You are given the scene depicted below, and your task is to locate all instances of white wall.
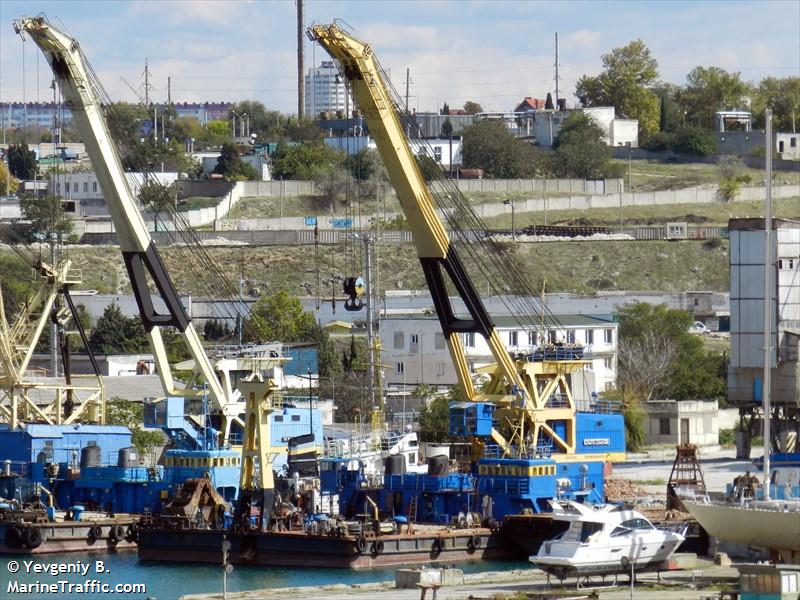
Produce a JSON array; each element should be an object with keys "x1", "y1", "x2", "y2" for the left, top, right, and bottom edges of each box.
[
  {"x1": 776, "y1": 133, "x2": 800, "y2": 160},
  {"x1": 380, "y1": 316, "x2": 618, "y2": 393}
]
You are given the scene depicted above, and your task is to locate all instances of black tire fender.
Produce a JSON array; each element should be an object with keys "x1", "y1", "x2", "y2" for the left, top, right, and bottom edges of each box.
[
  {"x1": 5, "y1": 526, "x2": 23, "y2": 549},
  {"x1": 23, "y1": 527, "x2": 43, "y2": 549},
  {"x1": 370, "y1": 540, "x2": 384, "y2": 557},
  {"x1": 431, "y1": 537, "x2": 443, "y2": 556},
  {"x1": 125, "y1": 523, "x2": 138, "y2": 543},
  {"x1": 355, "y1": 535, "x2": 367, "y2": 555},
  {"x1": 109, "y1": 524, "x2": 125, "y2": 542}
]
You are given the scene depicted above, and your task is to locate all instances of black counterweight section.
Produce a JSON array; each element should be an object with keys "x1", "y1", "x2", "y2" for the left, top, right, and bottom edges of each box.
[
  {"x1": 419, "y1": 248, "x2": 494, "y2": 339},
  {"x1": 123, "y1": 242, "x2": 190, "y2": 332}
]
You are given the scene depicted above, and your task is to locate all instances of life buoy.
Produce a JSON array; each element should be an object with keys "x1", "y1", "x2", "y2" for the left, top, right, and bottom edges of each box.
[
  {"x1": 431, "y1": 537, "x2": 443, "y2": 556},
  {"x1": 355, "y1": 535, "x2": 367, "y2": 555},
  {"x1": 23, "y1": 527, "x2": 43, "y2": 549},
  {"x1": 4, "y1": 526, "x2": 23, "y2": 549},
  {"x1": 370, "y1": 540, "x2": 384, "y2": 557}
]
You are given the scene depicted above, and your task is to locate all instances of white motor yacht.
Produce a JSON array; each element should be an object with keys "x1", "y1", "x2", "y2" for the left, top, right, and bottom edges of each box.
[{"x1": 531, "y1": 500, "x2": 685, "y2": 579}]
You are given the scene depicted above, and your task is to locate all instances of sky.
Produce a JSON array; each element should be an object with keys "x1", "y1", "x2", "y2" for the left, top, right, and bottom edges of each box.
[{"x1": 0, "y1": 0, "x2": 798, "y2": 115}]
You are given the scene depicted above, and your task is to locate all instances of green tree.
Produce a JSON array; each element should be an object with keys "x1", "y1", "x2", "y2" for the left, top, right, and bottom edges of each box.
[
  {"x1": 545, "y1": 92, "x2": 555, "y2": 110},
  {"x1": 681, "y1": 66, "x2": 751, "y2": 129},
  {"x1": 415, "y1": 153, "x2": 441, "y2": 182},
  {"x1": 285, "y1": 117, "x2": 325, "y2": 143},
  {"x1": 7, "y1": 144, "x2": 37, "y2": 180},
  {"x1": 551, "y1": 112, "x2": 616, "y2": 179},
  {"x1": 20, "y1": 193, "x2": 73, "y2": 239},
  {"x1": 0, "y1": 160, "x2": 19, "y2": 194},
  {"x1": 137, "y1": 181, "x2": 175, "y2": 211},
  {"x1": 203, "y1": 319, "x2": 232, "y2": 341},
  {"x1": 463, "y1": 101, "x2": 484, "y2": 115},
  {"x1": 461, "y1": 120, "x2": 543, "y2": 178},
  {"x1": 751, "y1": 76, "x2": 800, "y2": 131},
  {"x1": 418, "y1": 395, "x2": 452, "y2": 443},
  {"x1": 245, "y1": 290, "x2": 337, "y2": 376},
  {"x1": 271, "y1": 141, "x2": 344, "y2": 180},
  {"x1": 213, "y1": 143, "x2": 259, "y2": 181},
  {"x1": 105, "y1": 397, "x2": 164, "y2": 456},
  {"x1": 344, "y1": 148, "x2": 384, "y2": 182},
  {"x1": 673, "y1": 125, "x2": 717, "y2": 155},
  {"x1": 89, "y1": 303, "x2": 150, "y2": 354},
  {"x1": 575, "y1": 39, "x2": 661, "y2": 137},
  {"x1": 717, "y1": 156, "x2": 752, "y2": 202},
  {"x1": 0, "y1": 254, "x2": 33, "y2": 321}
]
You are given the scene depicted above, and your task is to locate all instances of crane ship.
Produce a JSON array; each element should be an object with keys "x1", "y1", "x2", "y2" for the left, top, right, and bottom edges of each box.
[{"x1": 16, "y1": 16, "x2": 625, "y2": 568}]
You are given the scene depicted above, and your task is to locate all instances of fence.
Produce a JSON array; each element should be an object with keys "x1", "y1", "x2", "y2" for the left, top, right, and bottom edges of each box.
[{"x1": 81, "y1": 223, "x2": 730, "y2": 246}]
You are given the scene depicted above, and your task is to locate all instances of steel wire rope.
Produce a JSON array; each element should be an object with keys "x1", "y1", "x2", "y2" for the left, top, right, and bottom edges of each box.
[
  {"x1": 373, "y1": 57, "x2": 569, "y2": 345},
  {"x1": 78, "y1": 52, "x2": 271, "y2": 343}
]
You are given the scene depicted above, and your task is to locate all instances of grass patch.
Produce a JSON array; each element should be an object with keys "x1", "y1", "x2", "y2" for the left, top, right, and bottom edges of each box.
[
  {"x1": 177, "y1": 196, "x2": 221, "y2": 211},
  {"x1": 15, "y1": 238, "x2": 729, "y2": 298},
  {"x1": 632, "y1": 478, "x2": 667, "y2": 486}
]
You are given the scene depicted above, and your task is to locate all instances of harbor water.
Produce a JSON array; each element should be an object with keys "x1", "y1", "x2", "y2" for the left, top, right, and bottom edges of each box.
[{"x1": 1, "y1": 552, "x2": 530, "y2": 600}]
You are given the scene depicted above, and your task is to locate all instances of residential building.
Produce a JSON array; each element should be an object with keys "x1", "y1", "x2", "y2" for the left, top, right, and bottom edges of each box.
[
  {"x1": 513, "y1": 97, "x2": 547, "y2": 113},
  {"x1": 380, "y1": 314, "x2": 618, "y2": 397},
  {"x1": 643, "y1": 399, "x2": 732, "y2": 447},
  {"x1": 534, "y1": 107, "x2": 639, "y2": 147},
  {"x1": 776, "y1": 132, "x2": 800, "y2": 160},
  {"x1": 728, "y1": 218, "x2": 800, "y2": 406},
  {"x1": 0, "y1": 101, "x2": 70, "y2": 130},
  {"x1": 324, "y1": 136, "x2": 463, "y2": 170},
  {"x1": 47, "y1": 171, "x2": 179, "y2": 216},
  {"x1": 305, "y1": 61, "x2": 352, "y2": 117},
  {"x1": 172, "y1": 102, "x2": 233, "y2": 124}
]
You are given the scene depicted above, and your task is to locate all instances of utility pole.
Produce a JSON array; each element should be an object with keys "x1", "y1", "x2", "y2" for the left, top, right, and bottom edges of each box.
[
  {"x1": 297, "y1": 0, "x2": 305, "y2": 119},
  {"x1": 167, "y1": 76, "x2": 171, "y2": 106},
  {"x1": 363, "y1": 235, "x2": 376, "y2": 414},
  {"x1": 554, "y1": 32, "x2": 560, "y2": 107},
  {"x1": 763, "y1": 108, "x2": 773, "y2": 500},
  {"x1": 405, "y1": 68, "x2": 410, "y2": 114},
  {"x1": 144, "y1": 58, "x2": 150, "y2": 107}
]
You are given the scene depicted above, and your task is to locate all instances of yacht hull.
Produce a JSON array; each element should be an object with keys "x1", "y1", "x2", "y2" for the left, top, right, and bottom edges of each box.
[{"x1": 682, "y1": 499, "x2": 800, "y2": 562}]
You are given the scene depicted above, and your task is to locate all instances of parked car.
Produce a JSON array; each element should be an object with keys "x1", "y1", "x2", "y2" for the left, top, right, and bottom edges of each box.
[{"x1": 690, "y1": 321, "x2": 710, "y2": 335}]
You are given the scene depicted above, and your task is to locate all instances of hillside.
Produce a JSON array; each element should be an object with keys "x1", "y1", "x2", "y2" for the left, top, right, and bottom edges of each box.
[{"x1": 5, "y1": 238, "x2": 729, "y2": 298}]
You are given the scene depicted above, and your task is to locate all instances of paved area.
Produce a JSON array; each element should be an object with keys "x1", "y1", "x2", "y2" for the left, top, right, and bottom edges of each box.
[
  {"x1": 184, "y1": 563, "x2": 740, "y2": 599},
  {"x1": 614, "y1": 447, "x2": 763, "y2": 494}
]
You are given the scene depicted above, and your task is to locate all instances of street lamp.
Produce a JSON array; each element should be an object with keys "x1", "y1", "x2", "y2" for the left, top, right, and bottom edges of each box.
[{"x1": 503, "y1": 199, "x2": 515, "y2": 242}]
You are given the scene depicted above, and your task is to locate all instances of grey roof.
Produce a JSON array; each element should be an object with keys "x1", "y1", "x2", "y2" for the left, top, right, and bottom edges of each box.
[{"x1": 385, "y1": 314, "x2": 616, "y2": 327}]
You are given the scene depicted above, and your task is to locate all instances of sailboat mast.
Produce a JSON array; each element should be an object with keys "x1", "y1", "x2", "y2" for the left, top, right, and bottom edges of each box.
[{"x1": 763, "y1": 108, "x2": 772, "y2": 500}]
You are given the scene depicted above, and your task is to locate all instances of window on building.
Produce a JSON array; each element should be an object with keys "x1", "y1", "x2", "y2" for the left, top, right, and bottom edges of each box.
[
  {"x1": 291, "y1": 415, "x2": 301, "y2": 422},
  {"x1": 508, "y1": 331, "x2": 518, "y2": 346},
  {"x1": 393, "y1": 332, "x2": 405, "y2": 349},
  {"x1": 433, "y1": 146, "x2": 442, "y2": 161},
  {"x1": 274, "y1": 415, "x2": 284, "y2": 422},
  {"x1": 528, "y1": 331, "x2": 537, "y2": 346},
  {"x1": 586, "y1": 329, "x2": 594, "y2": 345},
  {"x1": 567, "y1": 330, "x2": 576, "y2": 343},
  {"x1": 604, "y1": 357, "x2": 613, "y2": 370},
  {"x1": 604, "y1": 329, "x2": 613, "y2": 344},
  {"x1": 791, "y1": 137, "x2": 797, "y2": 148},
  {"x1": 92, "y1": 182, "x2": 98, "y2": 192},
  {"x1": 434, "y1": 332, "x2": 445, "y2": 350},
  {"x1": 73, "y1": 182, "x2": 78, "y2": 192},
  {"x1": 659, "y1": 418, "x2": 670, "y2": 435},
  {"x1": 409, "y1": 333, "x2": 419, "y2": 353},
  {"x1": 56, "y1": 182, "x2": 60, "y2": 193},
  {"x1": 83, "y1": 182, "x2": 88, "y2": 193},
  {"x1": 435, "y1": 362, "x2": 445, "y2": 377},
  {"x1": 463, "y1": 332, "x2": 475, "y2": 348},
  {"x1": 548, "y1": 330, "x2": 557, "y2": 344},
  {"x1": 396, "y1": 362, "x2": 404, "y2": 375}
]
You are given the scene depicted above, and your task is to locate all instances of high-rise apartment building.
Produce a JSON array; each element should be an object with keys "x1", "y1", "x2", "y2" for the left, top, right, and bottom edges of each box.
[{"x1": 304, "y1": 61, "x2": 351, "y2": 117}]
